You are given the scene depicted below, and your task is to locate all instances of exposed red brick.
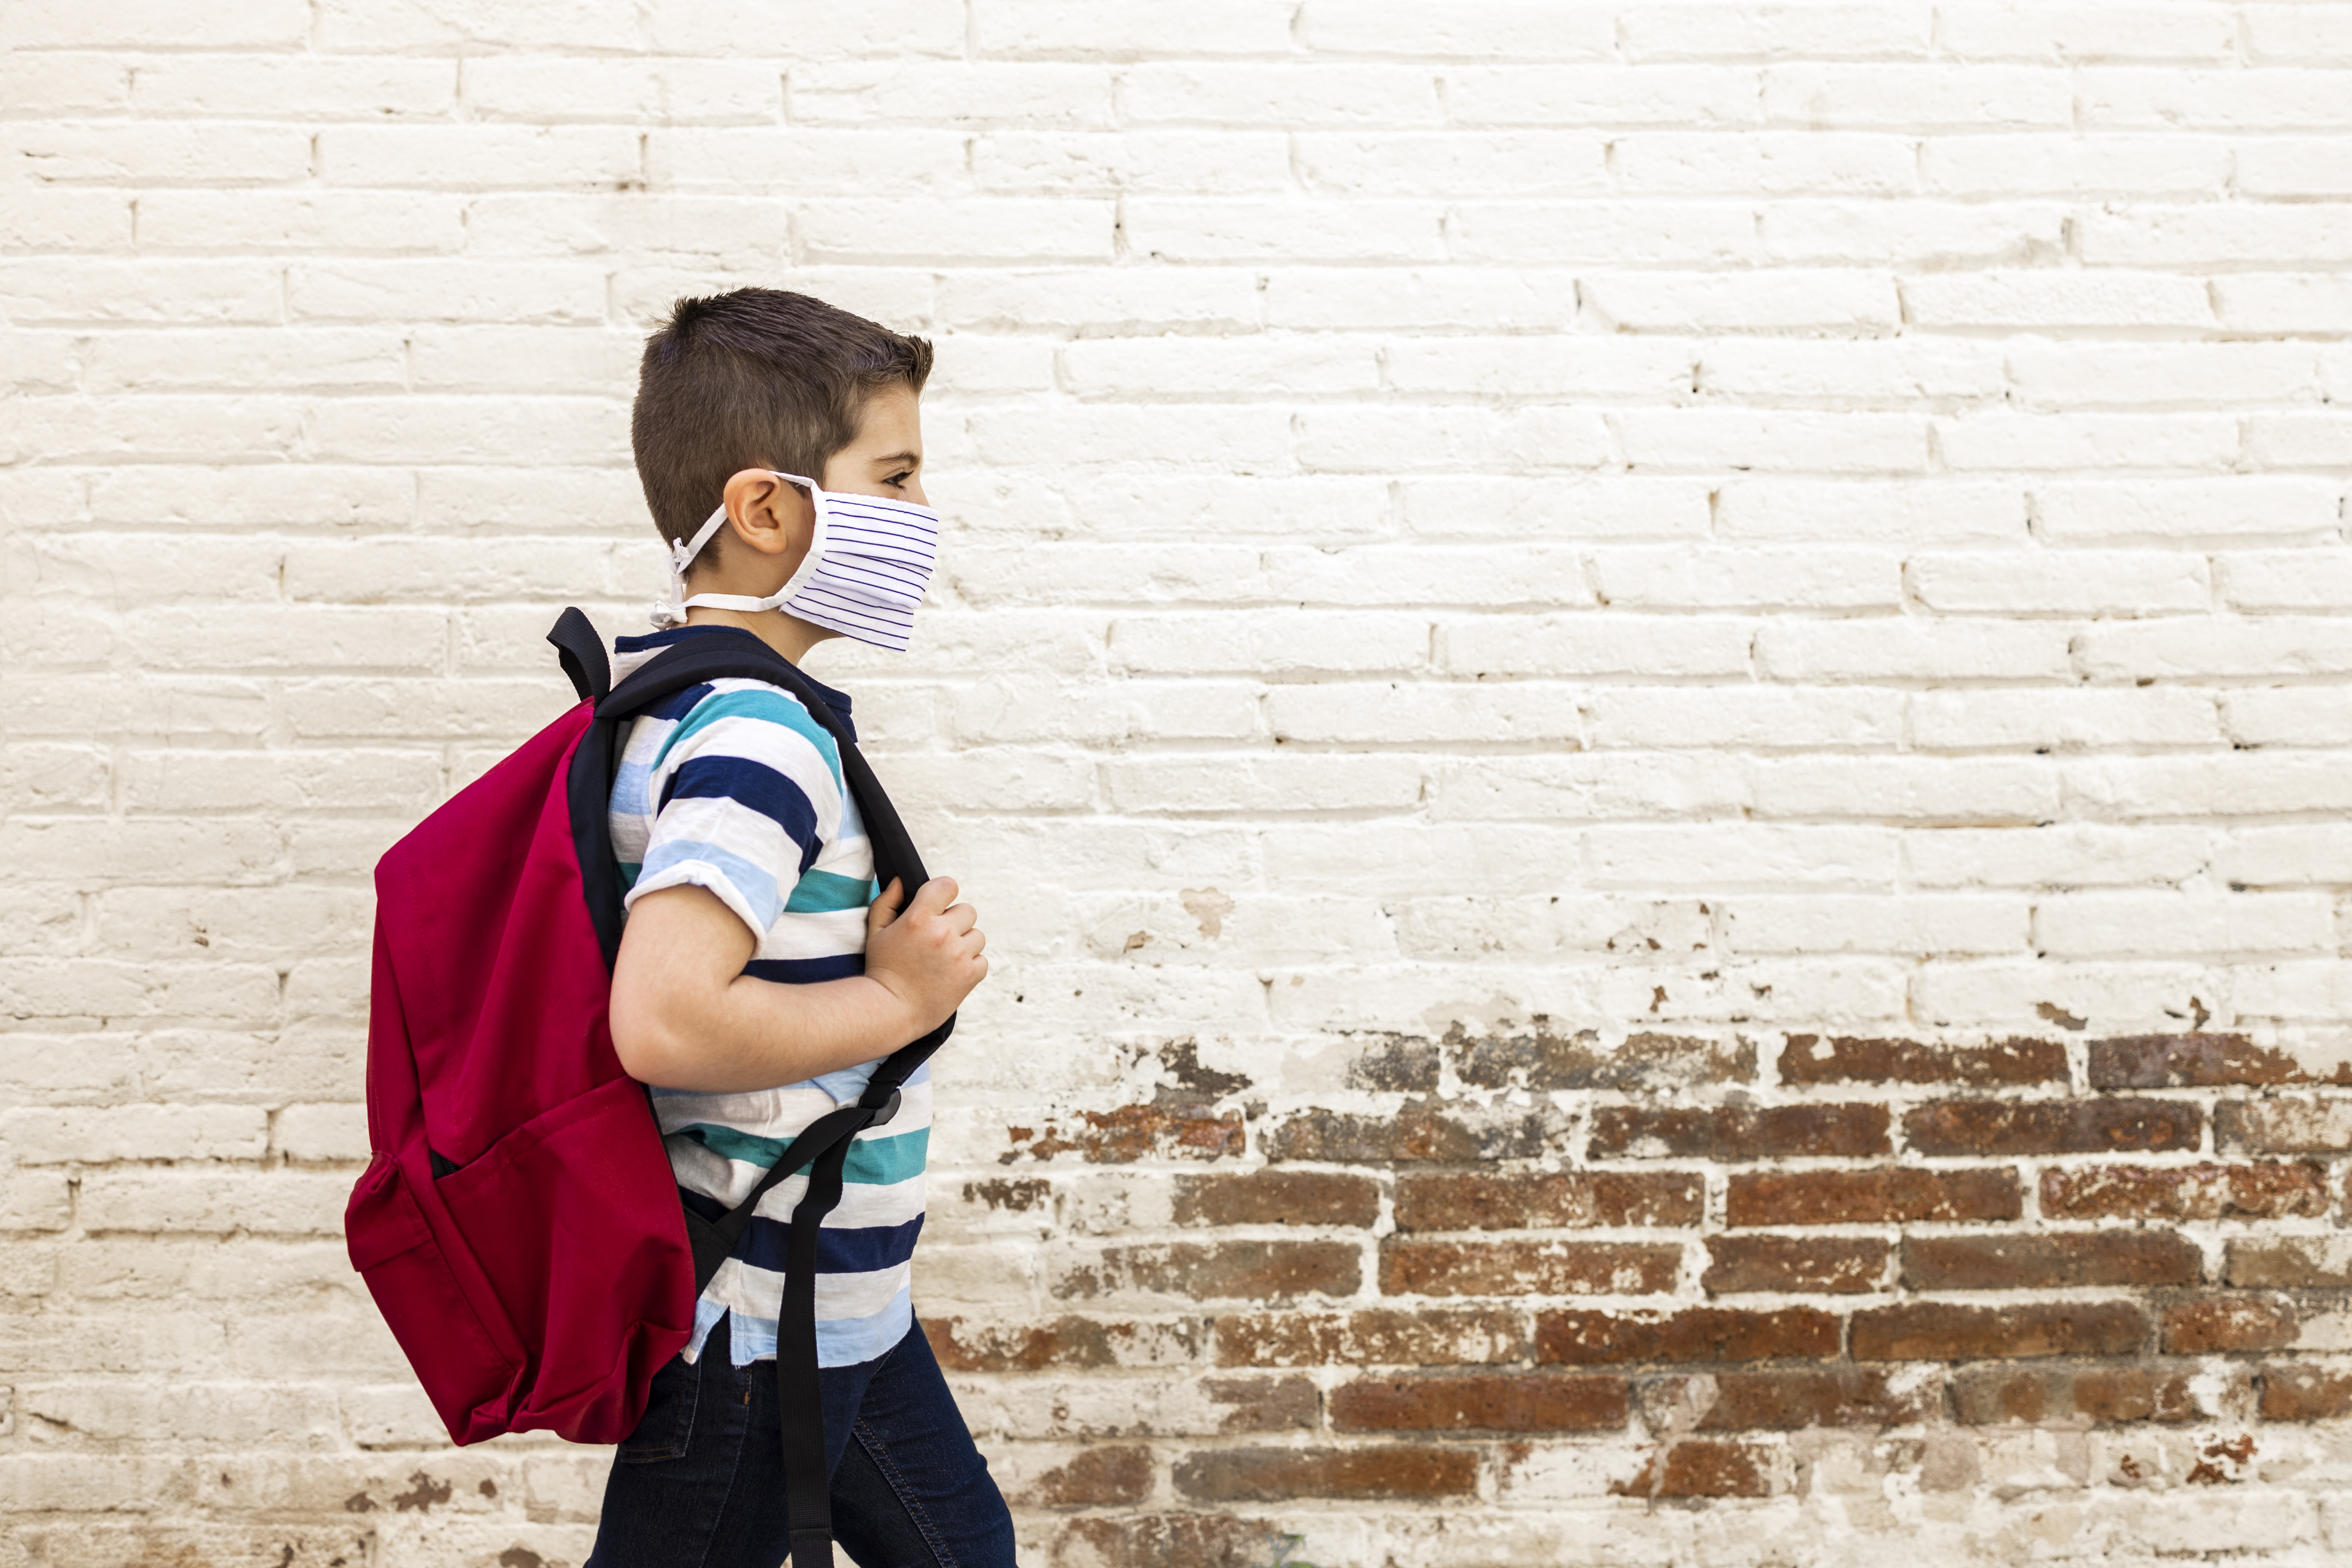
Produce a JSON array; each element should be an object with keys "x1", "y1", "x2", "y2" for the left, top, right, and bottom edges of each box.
[
  {"x1": 1903, "y1": 1097, "x2": 2200, "y2": 1157},
  {"x1": 1201, "y1": 1375, "x2": 1318, "y2": 1433},
  {"x1": 1703, "y1": 1235, "x2": 1890, "y2": 1296},
  {"x1": 1727, "y1": 1167, "x2": 2020, "y2": 1227},
  {"x1": 1638, "y1": 1369, "x2": 1935, "y2": 1432},
  {"x1": 1328, "y1": 1372, "x2": 1627, "y2": 1433},
  {"x1": 1054, "y1": 1241, "x2": 1359, "y2": 1303},
  {"x1": 2216, "y1": 1097, "x2": 2352, "y2": 1155},
  {"x1": 2163, "y1": 1293, "x2": 2301, "y2": 1354},
  {"x1": 1587, "y1": 1102, "x2": 1889, "y2": 1161},
  {"x1": 1901, "y1": 1231, "x2": 2202, "y2": 1291},
  {"x1": 925, "y1": 1315, "x2": 1205, "y2": 1372},
  {"x1": 1051, "y1": 1514, "x2": 1282, "y2": 1568},
  {"x1": 1778, "y1": 1034, "x2": 2067, "y2": 1086},
  {"x1": 2227, "y1": 1239, "x2": 2352, "y2": 1289},
  {"x1": 959, "y1": 1177, "x2": 1050, "y2": 1213},
  {"x1": 1019, "y1": 1446, "x2": 1154, "y2": 1507},
  {"x1": 2259, "y1": 1363, "x2": 2352, "y2": 1420},
  {"x1": 1951, "y1": 1364, "x2": 2211, "y2": 1425},
  {"x1": 2040, "y1": 1161, "x2": 2329, "y2": 1222},
  {"x1": 2090, "y1": 1032, "x2": 2351, "y2": 1089},
  {"x1": 1172, "y1": 1445, "x2": 1478, "y2": 1503},
  {"x1": 1851, "y1": 1301, "x2": 2148, "y2": 1361},
  {"x1": 1379, "y1": 1239, "x2": 1682, "y2": 1299},
  {"x1": 1171, "y1": 1170, "x2": 1379, "y2": 1229},
  {"x1": 1534, "y1": 1307, "x2": 1837, "y2": 1366},
  {"x1": 1392, "y1": 1171, "x2": 1701, "y2": 1233},
  {"x1": 1264, "y1": 1098, "x2": 1562, "y2": 1163},
  {"x1": 1005, "y1": 1104, "x2": 1243, "y2": 1164},
  {"x1": 1212, "y1": 1308, "x2": 1524, "y2": 1369},
  {"x1": 1612, "y1": 1440, "x2": 1775, "y2": 1499},
  {"x1": 1453, "y1": 1025, "x2": 1754, "y2": 1092}
]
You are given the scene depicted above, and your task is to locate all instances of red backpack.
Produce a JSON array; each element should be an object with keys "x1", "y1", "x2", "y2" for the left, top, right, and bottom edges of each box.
[{"x1": 346, "y1": 609, "x2": 948, "y2": 1567}]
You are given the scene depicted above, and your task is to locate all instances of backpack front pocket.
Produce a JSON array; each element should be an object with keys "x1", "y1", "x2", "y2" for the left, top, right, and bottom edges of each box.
[{"x1": 345, "y1": 1153, "x2": 520, "y2": 1444}]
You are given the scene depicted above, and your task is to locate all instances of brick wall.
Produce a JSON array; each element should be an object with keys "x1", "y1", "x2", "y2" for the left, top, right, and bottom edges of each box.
[{"x1": 7, "y1": 2, "x2": 2352, "y2": 1564}]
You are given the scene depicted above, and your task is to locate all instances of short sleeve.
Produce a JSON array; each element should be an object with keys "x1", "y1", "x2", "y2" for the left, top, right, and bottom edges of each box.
[{"x1": 625, "y1": 688, "x2": 847, "y2": 943}]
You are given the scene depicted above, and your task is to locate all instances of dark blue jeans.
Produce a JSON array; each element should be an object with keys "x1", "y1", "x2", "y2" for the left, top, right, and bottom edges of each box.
[{"x1": 586, "y1": 1312, "x2": 1016, "y2": 1568}]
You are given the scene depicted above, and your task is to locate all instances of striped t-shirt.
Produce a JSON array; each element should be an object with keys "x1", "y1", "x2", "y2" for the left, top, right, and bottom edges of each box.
[{"x1": 608, "y1": 625, "x2": 929, "y2": 1369}]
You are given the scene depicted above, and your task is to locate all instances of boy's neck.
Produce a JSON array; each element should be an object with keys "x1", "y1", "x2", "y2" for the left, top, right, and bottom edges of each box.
[{"x1": 680, "y1": 606, "x2": 835, "y2": 670}]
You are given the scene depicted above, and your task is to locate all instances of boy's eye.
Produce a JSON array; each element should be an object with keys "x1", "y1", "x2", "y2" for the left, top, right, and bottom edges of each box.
[{"x1": 884, "y1": 471, "x2": 911, "y2": 488}]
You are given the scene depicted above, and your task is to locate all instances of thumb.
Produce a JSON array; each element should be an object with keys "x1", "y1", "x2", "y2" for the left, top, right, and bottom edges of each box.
[{"x1": 867, "y1": 877, "x2": 907, "y2": 933}]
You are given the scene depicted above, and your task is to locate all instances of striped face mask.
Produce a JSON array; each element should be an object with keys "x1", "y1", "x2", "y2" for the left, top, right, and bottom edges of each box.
[{"x1": 651, "y1": 473, "x2": 941, "y2": 652}]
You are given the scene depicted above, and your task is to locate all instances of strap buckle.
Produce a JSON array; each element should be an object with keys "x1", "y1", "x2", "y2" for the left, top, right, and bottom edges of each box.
[{"x1": 862, "y1": 1087, "x2": 902, "y2": 1129}]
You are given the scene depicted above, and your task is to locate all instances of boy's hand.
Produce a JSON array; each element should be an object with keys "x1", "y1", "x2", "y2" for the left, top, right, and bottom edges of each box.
[{"x1": 864, "y1": 876, "x2": 987, "y2": 1038}]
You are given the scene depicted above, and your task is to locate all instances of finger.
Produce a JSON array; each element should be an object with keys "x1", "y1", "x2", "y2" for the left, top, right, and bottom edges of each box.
[
  {"x1": 940, "y1": 902, "x2": 978, "y2": 936},
  {"x1": 867, "y1": 877, "x2": 907, "y2": 928},
  {"x1": 910, "y1": 876, "x2": 960, "y2": 915}
]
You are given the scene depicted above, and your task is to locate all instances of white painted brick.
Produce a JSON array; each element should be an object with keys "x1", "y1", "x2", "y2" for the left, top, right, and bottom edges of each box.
[
  {"x1": 2069, "y1": 755, "x2": 2352, "y2": 817},
  {"x1": 272, "y1": 1106, "x2": 366, "y2": 1164},
  {"x1": 1295, "y1": 132, "x2": 1609, "y2": 197},
  {"x1": 1591, "y1": 546, "x2": 1900, "y2": 610},
  {"x1": 1939, "y1": 413, "x2": 2239, "y2": 472},
  {"x1": 2212, "y1": 275, "x2": 2352, "y2": 335},
  {"x1": 79, "y1": 328, "x2": 410, "y2": 393},
  {"x1": 2078, "y1": 203, "x2": 2352, "y2": 266},
  {"x1": 1760, "y1": 64, "x2": 2070, "y2": 126},
  {"x1": 805, "y1": 198, "x2": 1117, "y2": 263},
  {"x1": 1440, "y1": 614, "x2": 1753, "y2": 679},
  {"x1": 1697, "y1": 339, "x2": 2005, "y2": 402},
  {"x1": 1103, "y1": 754, "x2": 1422, "y2": 814},
  {"x1": 979, "y1": 0, "x2": 1294, "y2": 57},
  {"x1": 2007, "y1": 343, "x2": 2320, "y2": 409},
  {"x1": 2035, "y1": 894, "x2": 2333, "y2": 958},
  {"x1": 0, "y1": 260, "x2": 282, "y2": 325},
  {"x1": 2238, "y1": 139, "x2": 2352, "y2": 199},
  {"x1": 1905, "y1": 822, "x2": 2212, "y2": 888},
  {"x1": 2078, "y1": 619, "x2": 2352, "y2": 681},
  {"x1": 1752, "y1": 755, "x2": 2060, "y2": 822},
  {"x1": 2246, "y1": 5, "x2": 2352, "y2": 65},
  {"x1": 1721, "y1": 895, "x2": 2028, "y2": 955},
  {"x1": 1617, "y1": 410, "x2": 1929, "y2": 473},
  {"x1": 1934, "y1": 1, "x2": 2237, "y2": 62},
  {"x1": 462, "y1": 56, "x2": 778, "y2": 124},
  {"x1": 1296, "y1": 0, "x2": 1614, "y2": 60},
  {"x1": 313, "y1": 0, "x2": 644, "y2": 51},
  {"x1": 1906, "y1": 550, "x2": 2211, "y2": 616},
  {"x1": 1922, "y1": 134, "x2": 2230, "y2": 196},
  {"x1": 1622, "y1": 4, "x2": 1932, "y2": 62},
  {"x1": 319, "y1": 125, "x2": 640, "y2": 189},
  {"x1": 2217, "y1": 551, "x2": 2352, "y2": 613},
  {"x1": 2079, "y1": 68, "x2": 2352, "y2": 130},
  {"x1": 1264, "y1": 544, "x2": 1592, "y2": 608},
  {"x1": 1427, "y1": 67, "x2": 1757, "y2": 128},
  {"x1": 134, "y1": 190, "x2": 469, "y2": 253},
  {"x1": 1904, "y1": 271, "x2": 2215, "y2": 331},
  {"x1": 975, "y1": 130, "x2": 1299, "y2": 194},
  {"x1": 1716, "y1": 480, "x2": 2026, "y2": 543},
  {"x1": 1059, "y1": 336, "x2": 1380, "y2": 400},
  {"x1": 1296, "y1": 407, "x2": 1613, "y2": 473},
  {"x1": 1910, "y1": 958, "x2": 2223, "y2": 1032},
  {"x1": 1584, "y1": 686, "x2": 1902, "y2": 750},
  {"x1": 1611, "y1": 132, "x2": 1917, "y2": 195},
  {"x1": 2216, "y1": 825, "x2": 2352, "y2": 887},
  {"x1": 1269, "y1": 682, "x2": 1583, "y2": 746},
  {"x1": 1402, "y1": 477, "x2": 1712, "y2": 540},
  {"x1": 131, "y1": 56, "x2": 457, "y2": 119},
  {"x1": 2034, "y1": 478, "x2": 2343, "y2": 543},
  {"x1": 798, "y1": 62, "x2": 1115, "y2": 127},
  {"x1": 0, "y1": 52, "x2": 132, "y2": 114},
  {"x1": 1110, "y1": 612, "x2": 1425, "y2": 676},
  {"x1": 0, "y1": 187, "x2": 134, "y2": 251},
  {"x1": 1586, "y1": 269, "x2": 1899, "y2": 333},
  {"x1": 934, "y1": 266, "x2": 1259, "y2": 334},
  {"x1": 1911, "y1": 688, "x2": 2223, "y2": 752},
  {"x1": 1124, "y1": 199, "x2": 1445, "y2": 264},
  {"x1": 288, "y1": 261, "x2": 609, "y2": 325},
  {"x1": 1758, "y1": 199, "x2": 2069, "y2": 264},
  {"x1": 1757, "y1": 618, "x2": 2073, "y2": 682},
  {"x1": 1426, "y1": 754, "x2": 1749, "y2": 823},
  {"x1": 1263, "y1": 266, "x2": 1589, "y2": 329},
  {"x1": 2221, "y1": 689, "x2": 2352, "y2": 750},
  {"x1": 6, "y1": 0, "x2": 308, "y2": 48},
  {"x1": 1587, "y1": 824, "x2": 1899, "y2": 891},
  {"x1": 0, "y1": 1106, "x2": 267, "y2": 1165},
  {"x1": 638, "y1": 0, "x2": 964, "y2": 57},
  {"x1": 1447, "y1": 202, "x2": 1760, "y2": 266}
]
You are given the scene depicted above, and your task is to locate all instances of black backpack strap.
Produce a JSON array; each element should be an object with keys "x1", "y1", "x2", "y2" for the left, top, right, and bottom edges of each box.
[
  {"x1": 562, "y1": 617, "x2": 955, "y2": 1568},
  {"x1": 546, "y1": 605, "x2": 611, "y2": 704}
]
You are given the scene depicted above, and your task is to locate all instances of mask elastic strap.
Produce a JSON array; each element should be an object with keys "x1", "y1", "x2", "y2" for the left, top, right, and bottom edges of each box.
[{"x1": 651, "y1": 473, "x2": 819, "y2": 627}]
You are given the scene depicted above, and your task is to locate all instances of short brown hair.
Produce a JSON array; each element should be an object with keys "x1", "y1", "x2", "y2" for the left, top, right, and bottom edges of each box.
[{"x1": 631, "y1": 287, "x2": 934, "y2": 554}]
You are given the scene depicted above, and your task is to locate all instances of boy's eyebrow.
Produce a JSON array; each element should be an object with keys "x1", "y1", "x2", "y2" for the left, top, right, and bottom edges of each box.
[{"x1": 869, "y1": 450, "x2": 922, "y2": 467}]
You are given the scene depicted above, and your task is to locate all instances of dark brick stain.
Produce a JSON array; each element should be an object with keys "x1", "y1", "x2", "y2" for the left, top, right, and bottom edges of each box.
[
  {"x1": 1212, "y1": 1307, "x2": 1525, "y2": 1369},
  {"x1": 2040, "y1": 1161, "x2": 2329, "y2": 1221},
  {"x1": 1154, "y1": 1037, "x2": 1252, "y2": 1104},
  {"x1": 2163, "y1": 1293, "x2": 2303, "y2": 1354},
  {"x1": 1056, "y1": 1241, "x2": 1360, "y2": 1304},
  {"x1": 1901, "y1": 1231, "x2": 2203, "y2": 1291},
  {"x1": 1727, "y1": 1167, "x2": 2021, "y2": 1227},
  {"x1": 1950, "y1": 1364, "x2": 2211, "y2": 1426},
  {"x1": 1703, "y1": 1235, "x2": 1890, "y2": 1296},
  {"x1": 1588, "y1": 1101, "x2": 1889, "y2": 1161},
  {"x1": 962, "y1": 1177, "x2": 1050, "y2": 1213},
  {"x1": 1343, "y1": 1033, "x2": 1441, "y2": 1092},
  {"x1": 2259, "y1": 1363, "x2": 2352, "y2": 1421},
  {"x1": 1203, "y1": 1374, "x2": 1319, "y2": 1433},
  {"x1": 1329, "y1": 1371, "x2": 1628, "y2": 1433},
  {"x1": 1534, "y1": 1306, "x2": 1838, "y2": 1367},
  {"x1": 1902, "y1": 1096, "x2": 2200, "y2": 1157},
  {"x1": 1005, "y1": 1103, "x2": 1244, "y2": 1164},
  {"x1": 1852, "y1": 1301, "x2": 2149, "y2": 1362},
  {"x1": 1024, "y1": 1445, "x2": 1153, "y2": 1507},
  {"x1": 1778, "y1": 1033, "x2": 2066, "y2": 1086},
  {"x1": 2227, "y1": 1240, "x2": 2352, "y2": 1289},
  {"x1": 1172, "y1": 1170, "x2": 1379, "y2": 1229},
  {"x1": 1379, "y1": 1239, "x2": 1681, "y2": 1299},
  {"x1": 2088, "y1": 1031, "x2": 2345, "y2": 1089},
  {"x1": 1052, "y1": 1514, "x2": 1285, "y2": 1568},
  {"x1": 1393, "y1": 1170, "x2": 1703, "y2": 1233},
  {"x1": 1174, "y1": 1444, "x2": 1478, "y2": 1502},
  {"x1": 390, "y1": 1471, "x2": 451, "y2": 1513},
  {"x1": 1451, "y1": 1024, "x2": 1753, "y2": 1093},
  {"x1": 925, "y1": 1314, "x2": 1206, "y2": 1372},
  {"x1": 1613, "y1": 1440, "x2": 1773, "y2": 1500},
  {"x1": 1266, "y1": 1096, "x2": 1564, "y2": 1164}
]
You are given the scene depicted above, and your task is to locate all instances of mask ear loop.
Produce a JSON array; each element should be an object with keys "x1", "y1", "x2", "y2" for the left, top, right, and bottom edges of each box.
[{"x1": 657, "y1": 473, "x2": 826, "y2": 625}]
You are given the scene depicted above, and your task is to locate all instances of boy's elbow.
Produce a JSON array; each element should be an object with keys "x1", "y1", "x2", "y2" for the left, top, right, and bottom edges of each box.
[{"x1": 608, "y1": 985, "x2": 697, "y2": 1087}]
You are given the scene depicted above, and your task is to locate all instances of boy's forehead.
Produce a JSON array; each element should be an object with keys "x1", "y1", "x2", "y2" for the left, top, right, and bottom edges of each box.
[{"x1": 847, "y1": 385, "x2": 922, "y2": 455}]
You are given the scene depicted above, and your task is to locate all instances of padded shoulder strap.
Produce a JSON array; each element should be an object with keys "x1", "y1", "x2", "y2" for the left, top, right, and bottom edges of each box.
[{"x1": 546, "y1": 606, "x2": 611, "y2": 704}]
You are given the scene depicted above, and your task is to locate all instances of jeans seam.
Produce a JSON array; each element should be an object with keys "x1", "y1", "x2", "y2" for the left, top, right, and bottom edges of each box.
[{"x1": 852, "y1": 1415, "x2": 959, "y2": 1568}]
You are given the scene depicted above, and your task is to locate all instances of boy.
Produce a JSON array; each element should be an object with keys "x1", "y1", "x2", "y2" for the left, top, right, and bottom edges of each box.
[{"x1": 586, "y1": 288, "x2": 1014, "y2": 1567}]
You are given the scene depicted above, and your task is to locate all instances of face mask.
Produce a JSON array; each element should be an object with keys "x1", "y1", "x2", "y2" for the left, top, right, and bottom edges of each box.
[{"x1": 651, "y1": 472, "x2": 940, "y2": 652}]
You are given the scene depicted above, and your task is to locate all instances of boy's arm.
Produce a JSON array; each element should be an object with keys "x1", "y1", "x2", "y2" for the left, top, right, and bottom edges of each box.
[{"x1": 609, "y1": 874, "x2": 985, "y2": 1094}]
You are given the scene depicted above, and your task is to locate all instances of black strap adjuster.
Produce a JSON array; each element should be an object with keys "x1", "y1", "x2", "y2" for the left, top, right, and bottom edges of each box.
[{"x1": 862, "y1": 1087, "x2": 902, "y2": 1129}]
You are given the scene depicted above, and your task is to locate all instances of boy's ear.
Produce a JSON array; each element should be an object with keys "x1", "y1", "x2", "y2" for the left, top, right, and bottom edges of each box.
[{"x1": 719, "y1": 468, "x2": 816, "y2": 560}]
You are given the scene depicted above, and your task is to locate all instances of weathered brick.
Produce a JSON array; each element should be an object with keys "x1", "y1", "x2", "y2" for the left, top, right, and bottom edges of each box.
[
  {"x1": 1534, "y1": 1307, "x2": 1838, "y2": 1366},
  {"x1": 1777, "y1": 1033, "x2": 2068, "y2": 1085},
  {"x1": 1391, "y1": 1171, "x2": 1702, "y2": 1232},
  {"x1": 1056, "y1": 1242, "x2": 1360, "y2": 1303},
  {"x1": 1852, "y1": 1301, "x2": 2149, "y2": 1361},
  {"x1": 1903, "y1": 1096, "x2": 2201, "y2": 1156},
  {"x1": 1702, "y1": 1235, "x2": 1891, "y2": 1295},
  {"x1": 1636, "y1": 1368, "x2": 1936, "y2": 1432},
  {"x1": 1902, "y1": 1231, "x2": 2203, "y2": 1291},
  {"x1": 1612, "y1": 1440, "x2": 1778, "y2": 1499},
  {"x1": 1017, "y1": 1445, "x2": 1154, "y2": 1507},
  {"x1": 2164, "y1": 1294, "x2": 2304, "y2": 1354},
  {"x1": 1193, "y1": 1374, "x2": 1319, "y2": 1433},
  {"x1": 2090, "y1": 1031, "x2": 2352, "y2": 1088},
  {"x1": 2258, "y1": 1363, "x2": 2352, "y2": 1420},
  {"x1": 1173, "y1": 1444, "x2": 1478, "y2": 1503},
  {"x1": 1212, "y1": 1307, "x2": 1525, "y2": 1368},
  {"x1": 1047, "y1": 1514, "x2": 1283, "y2": 1568},
  {"x1": 1727, "y1": 1167, "x2": 2021, "y2": 1227},
  {"x1": 1170, "y1": 1170, "x2": 1379, "y2": 1229},
  {"x1": 1378, "y1": 1240, "x2": 1683, "y2": 1299},
  {"x1": 1951, "y1": 1363, "x2": 2211, "y2": 1425},
  {"x1": 1264, "y1": 1098, "x2": 1565, "y2": 1164},
  {"x1": 2040, "y1": 1161, "x2": 2330, "y2": 1221},
  {"x1": 2227, "y1": 1239, "x2": 2352, "y2": 1289},
  {"x1": 2217, "y1": 1097, "x2": 2352, "y2": 1154},
  {"x1": 1328, "y1": 1372, "x2": 1628, "y2": 1433},
  {"x1": 1005, "y1": 1104, "x2": 1243, "y2": 1163},
  {"x1": 1452, "y1": 1026, "x2": 1755, "y2": 1092},
  {"x1": 1587, "y1": 1102, "x2": 1889, "y2": 1160},
  {"x1": 925, "y1": 1315, "x2": 1206, "y2": 1372}
]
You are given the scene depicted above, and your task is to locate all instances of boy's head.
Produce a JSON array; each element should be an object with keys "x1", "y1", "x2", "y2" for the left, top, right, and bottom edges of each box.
[{"x1": 632, "y1": 288, "x2": 935, "y2": 577}]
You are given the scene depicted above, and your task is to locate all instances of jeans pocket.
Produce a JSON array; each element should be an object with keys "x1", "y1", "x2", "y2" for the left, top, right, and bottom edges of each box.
[{"x1": 616, "y1": 1350, "x2": 702, "y2": 1464}]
